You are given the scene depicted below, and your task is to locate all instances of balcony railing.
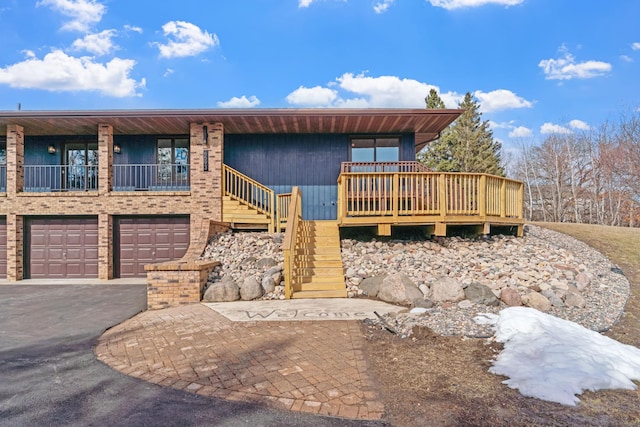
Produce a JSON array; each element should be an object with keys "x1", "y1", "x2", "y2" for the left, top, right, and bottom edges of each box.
[
  {"x1": 340, "y1": 161, "x2": 431, "y2": 173},
  {"x1": 112, "y1": 164, "x2": 190, "y2": 191},
  {"x1": 338, "y1": 166, "x2": 523, "y2": 223},
  {"x1": 0, "y1": 165, "x2": 6, "y2": 192},
  {"x1": 23, "y1": 165, "x2": 98, "y2": 192}
]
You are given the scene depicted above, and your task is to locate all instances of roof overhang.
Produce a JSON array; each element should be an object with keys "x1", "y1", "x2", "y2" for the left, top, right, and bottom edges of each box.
[{"x1": 0, "y1": 108, "x2": 461, "y2": 150}]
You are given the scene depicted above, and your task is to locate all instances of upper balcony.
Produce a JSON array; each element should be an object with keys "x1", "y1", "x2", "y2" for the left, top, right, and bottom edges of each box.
[{"x1": 112, "y1": 163, "x2": 190, "y2": 191}]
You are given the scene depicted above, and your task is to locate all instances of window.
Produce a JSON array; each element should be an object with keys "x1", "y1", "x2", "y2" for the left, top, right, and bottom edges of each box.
[
  {"x1": 350, "y1": 137, "x2": 400, "y2": 162},
  {"x1": 64, "y1": 142, "x2": 98, "y2": 191},
  {"x1": 157, "y1": 138, "x2": 189, "y2": 186}
]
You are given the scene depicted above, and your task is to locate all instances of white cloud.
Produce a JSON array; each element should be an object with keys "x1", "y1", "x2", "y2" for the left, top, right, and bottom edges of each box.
[
  {"x1": 427, "y1": 0, "x2": 523, "y2": 10},
  {"x1": 539, "y1": 48, "x2": 611, "y2": 80},
  {"x1": 286, "y1": 72, "x2": 533, "y2": 112},
  {"x1": 374, "y1": 0, "x2": 395, "y2": 13},
  {"x1": 71, "y1": 29, "x2": 116, "y2": 55},
  {"x1": 620, "y1": 55, "x2": 633, "y2": 63},
  {"x1": 540, "y1": 122, "x2": 571, "y2": 134},
  {"x1": 217, "y1": 95, "x2": 261, "y2": 108},
  {"x1": 124, "y1": 25, "x2": 143, "y2": 34},
  {"x1": 163, "y1": 68, "x2": 174, "y2": 77},
  {"x1": 0, "y1": 49, "x2": 144, "y2": 97},
  {"x1": 286, "y1": 85, "x2": 338, "y2": 106},
  {"x1": 569, "y1": 119, "x2": 590, "y2": 130},
  {"x1": 509, "y1": 126, "x2": 533, "y2": 138},
  {"x1": 37, "y1": 0, "x2": 106, "y2": 32},
  {"x1": 632, "y1": 42, "x2": 640, "y2": 51},
  {"x1": 298, "y1": 0, "x2": 314, "y2": 7},
  {"x1": 156, "y1": 21, "x2": 219, "y2": 59},
  {"x1": 474, "y1": 89, "x2": 533, "y2": 113}
]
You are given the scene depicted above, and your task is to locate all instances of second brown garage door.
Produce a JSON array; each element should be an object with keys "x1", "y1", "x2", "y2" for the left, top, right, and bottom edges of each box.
[
  {"x1": 27, "y1": 217, "x2": 99, "y2": 279},
  {"x1": 115, "y1": 216, "x2": 190, "y2": 278}
]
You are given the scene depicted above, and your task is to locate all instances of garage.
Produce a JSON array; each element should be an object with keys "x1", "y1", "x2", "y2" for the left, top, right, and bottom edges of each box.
[
  {"x1": 0, "y1": 217, "x2": 6, "y2": 278},
  {"x1": 26, "y1": 217, "x2": 99, "y2": 279},
  {"x1": 115, "y1": 216, "x2": 190, "y2": 278}
]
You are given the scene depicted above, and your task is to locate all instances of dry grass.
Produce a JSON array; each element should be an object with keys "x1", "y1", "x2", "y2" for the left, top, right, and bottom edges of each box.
[{"x1": 362, "y1": 222, "x2": 640, "y2": 427}]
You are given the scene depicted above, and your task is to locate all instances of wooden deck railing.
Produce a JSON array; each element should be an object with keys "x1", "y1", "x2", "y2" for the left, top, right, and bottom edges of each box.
[
  {"x1": 337, "y1": 169, "x2": 523, "y2": 223},
  {"x1": 222, "y1": 164, "x2": 275, "y2": 231},
  {"x1": 340, "y1": 161, "x2": 431, "y2": 173},
  {"x1": 277, "y1": 193, "x2": 292, "y2": 233},
  {"x1": 282, "y1": 187, "x2": 302, "y2": 299}
]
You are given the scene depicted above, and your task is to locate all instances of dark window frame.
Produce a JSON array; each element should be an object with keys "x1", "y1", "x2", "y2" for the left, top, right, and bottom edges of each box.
[{"x1": 349, "y1": 136, "x2": 401, "y2": 162}]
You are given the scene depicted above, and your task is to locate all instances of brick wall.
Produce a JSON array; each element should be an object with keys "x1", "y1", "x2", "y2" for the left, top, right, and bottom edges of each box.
[
  {"x1": 145, "y1": 260, "x2": 220, "y2": 310},
  {"x1": 1, "y1": 121, "x2": 227, "y2": 283}
]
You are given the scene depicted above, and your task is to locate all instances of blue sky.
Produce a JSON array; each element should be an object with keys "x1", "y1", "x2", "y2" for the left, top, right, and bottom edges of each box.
[{"x1": 0, "y1": 0, "x2": 639, "y2": 152}]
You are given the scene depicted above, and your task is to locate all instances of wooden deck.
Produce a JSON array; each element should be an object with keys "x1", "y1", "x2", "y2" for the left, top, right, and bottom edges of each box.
[{"x1": 337, "y1": 163, "x2": 524, "y2": 236}]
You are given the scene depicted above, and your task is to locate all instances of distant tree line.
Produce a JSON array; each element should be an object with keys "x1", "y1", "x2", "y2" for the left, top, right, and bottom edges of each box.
[{"x1": 511, "y1": 112, "x2": 640, "y2": 227}]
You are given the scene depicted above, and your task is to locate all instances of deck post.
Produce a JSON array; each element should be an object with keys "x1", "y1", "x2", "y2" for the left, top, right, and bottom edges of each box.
[
  {"x1": 479, "y1": 174, "x2": 487, "y2": 219},
  {"x1": 438, "y1": 173, "x2": 447, "y2": 221},
  {"x1": 392, "y1": 173, "x2": 399, "y2": 219},
  {"x1": 500, "y1": 179, "x2": 507, "y2": 218}
]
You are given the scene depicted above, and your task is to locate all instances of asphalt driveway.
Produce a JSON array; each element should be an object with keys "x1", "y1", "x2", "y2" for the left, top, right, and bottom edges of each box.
[{"x1": 0, "y1": 285, "x2": 382, "y2": 427}]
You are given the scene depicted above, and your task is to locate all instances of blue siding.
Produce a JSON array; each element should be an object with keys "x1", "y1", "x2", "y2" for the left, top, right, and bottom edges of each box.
[
  {"x1": 225, "y1": 134, "x2": 348, "y2": 220},
  {"x1": 400, "y1": 133, "x2": 415, "y2": 161},
  {"x1": 113, "y1": 135, "x2": 162, "y2": 165},
  {"x1": 225, "y1": 133, "x2": 416, "y2": 220}
]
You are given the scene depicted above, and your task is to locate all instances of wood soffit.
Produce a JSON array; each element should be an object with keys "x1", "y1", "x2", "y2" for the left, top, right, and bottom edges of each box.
[{"x1": 0, "y1": 108, "x2": 462, "y2": 146}]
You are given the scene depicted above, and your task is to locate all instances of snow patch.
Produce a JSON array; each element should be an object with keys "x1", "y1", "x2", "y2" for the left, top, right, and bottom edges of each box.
[{"x1": 477, "y1": 307, "x2": 640, "y2": 405}]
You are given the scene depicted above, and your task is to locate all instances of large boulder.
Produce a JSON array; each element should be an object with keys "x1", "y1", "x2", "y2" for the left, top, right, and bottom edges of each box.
[
  {"x1": 522, "y1": 292, "x2": 551, "y2": 312},
  {"x1": 240, "y1": 276, "x2": 263, "y2": 300},
  {"x1": 261, "y1": 274, "x2": 276, "y2": 294},
  {"x1": 377, "y1": 273, "x2": 424, "y2": 306},
  {"x1": 500, "y1": 288, "x2": 522, "y2": 306},
  {"x1": 360, "y1": 275, "x2": 386, "y2": 298},
  {"x1": 203, "y1": 277, "x2": 240, "y2": 302},
  {"x1": 430, "y1": 277, "x2": 465, "y2": 303},
  {"x1": 575, "y1": 272, "x2": 591, "y2": 291},
  {"x1": 464, "y1": 283, "x2": 499, "y2": 306}
]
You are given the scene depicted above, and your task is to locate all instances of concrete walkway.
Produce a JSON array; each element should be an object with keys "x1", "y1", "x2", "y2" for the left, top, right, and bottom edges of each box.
[{"x1": 96, "y1": 300, "x2": 404, "y2": 421}]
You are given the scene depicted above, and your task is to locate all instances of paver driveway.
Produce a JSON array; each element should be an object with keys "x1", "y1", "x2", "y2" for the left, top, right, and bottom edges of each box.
[{"x1": 0, "y1": 285, "x2": 383, "y2": 426}]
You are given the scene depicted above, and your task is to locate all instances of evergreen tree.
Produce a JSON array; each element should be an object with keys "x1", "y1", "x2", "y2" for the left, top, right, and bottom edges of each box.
[
  {"x1": 418, "y1": 90, "x2": 504, "y2": 176},
  {"x1": 418, "y1": 89, "x2": 458, "y2": 171}
]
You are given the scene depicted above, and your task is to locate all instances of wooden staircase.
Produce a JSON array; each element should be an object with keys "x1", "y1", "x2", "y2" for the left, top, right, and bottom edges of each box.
[
  {"x1": 222, "y1": 196, "x2": 272, "y2": 230},
  {"x1": 291, "y1": 220, "x2": 347, "y2": 299}
]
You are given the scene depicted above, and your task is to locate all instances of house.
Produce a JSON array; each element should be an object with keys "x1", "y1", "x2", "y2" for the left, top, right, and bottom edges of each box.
[{"x1": 0, "y1": 108, "x2": 524, "y2": 306}]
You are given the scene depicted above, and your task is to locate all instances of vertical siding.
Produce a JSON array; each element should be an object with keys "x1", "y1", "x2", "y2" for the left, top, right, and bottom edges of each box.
[
  {"x1": 113, "y1": 135, "x2": 160, "y2": 165},
  {"x1": 401, "y1": 133, "x2": 415, "y2": 161},
  {"x1": 225, "y1": 134, "x2": 349, "y2": 220}
]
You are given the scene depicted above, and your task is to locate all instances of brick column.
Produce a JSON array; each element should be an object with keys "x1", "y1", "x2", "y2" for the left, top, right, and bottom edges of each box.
[
  {"x1": 98, "y1": 213, "x2": 113, "y2": 280},
  {"x1": 7, "y1": 214, "x2": 23, "y2": 281},
  {"x1": 6, "y1": 125, "x2": 24, "y2": 196},
  {"x1": 189, "y1": 123, "x2": 223, "y2": 223},
  {"x1": 98, "y1": 124, "x2": 113, "y2": 195}
]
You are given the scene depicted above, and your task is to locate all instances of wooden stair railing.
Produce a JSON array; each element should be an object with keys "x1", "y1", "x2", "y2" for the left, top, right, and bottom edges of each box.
[
  {"x1": 282, "y1": 188, "x2": 347, "y2": 299},
  {"x1": 282, "y1": 187, "x2": 302, "y2": 299},
  {"x1": 222, "y1": 164, "x2": 275, "y2": 232},
  {"x1": 277, "y1": 192, "x2": 292, "y2": 233}
]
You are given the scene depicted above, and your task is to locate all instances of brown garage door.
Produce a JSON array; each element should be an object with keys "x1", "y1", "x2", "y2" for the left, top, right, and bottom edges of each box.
[
  {"x1": 115, "y1": 216, "x2": 190, "y2": 278},
  {"x1": 27, "y1": 217, "x2": 99, "y2": 279},
  {"x1": 0, "y1": 217, "x2": 6, "y2": 278}
]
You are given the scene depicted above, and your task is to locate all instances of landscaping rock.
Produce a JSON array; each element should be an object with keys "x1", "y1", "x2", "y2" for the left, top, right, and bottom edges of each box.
[
  {"x1": 203, "y1": 277, "x2": 240, "y2": 302},
  {"x1": 522, "y1": 292, "x2": 551, "y2": 312},
  {"x1": 256, "y1": 257, "x2": 277, "y2": 269},
  {"x1": 261, "y1": 275, "x2": 276, "y2": 294},
  {"x1": 500, "y1": 288, "x2": 522, "y2": 306},
  {"x1": 575, "y1": 272, "x2": 591, "y2": 291},
  {"x1": 464, "y1": 283, "x2": 499, "y2": 306},
  {"x1": 565, "y1": 292, "x2": 587, "y2": 308},
  {"x1": 360, "y1": 275, "x2": 386, "y2": 298},
  {"x1": 240, "y1": 277, "x2": 263, "y2": 300},
  {"x1": 430, "y1": 277, "x2": 465, "y2": 303},
  {"x1": 378, "y1": 273, "x2": 424, "y2": 306}
]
